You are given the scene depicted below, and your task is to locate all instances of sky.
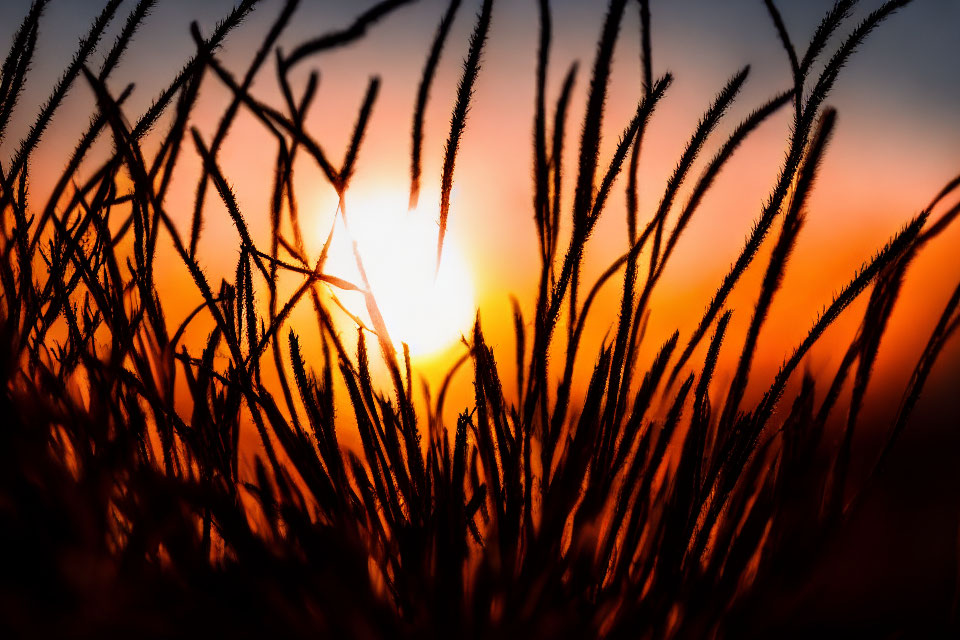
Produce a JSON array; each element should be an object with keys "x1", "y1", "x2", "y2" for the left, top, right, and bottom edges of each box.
[{"x1": 1, "y1": 0, "x2": 958, "y2": 424}]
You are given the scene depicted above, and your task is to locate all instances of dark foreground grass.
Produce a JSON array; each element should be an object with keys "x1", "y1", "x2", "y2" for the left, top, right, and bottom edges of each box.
[{"x1": 1, "y1": 0, "x2": 959, "y2": 637}]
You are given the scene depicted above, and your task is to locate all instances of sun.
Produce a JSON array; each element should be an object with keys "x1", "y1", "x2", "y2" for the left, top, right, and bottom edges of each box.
[{"x1": 320, "y1": 188, "x2": 476, "y2": 359}]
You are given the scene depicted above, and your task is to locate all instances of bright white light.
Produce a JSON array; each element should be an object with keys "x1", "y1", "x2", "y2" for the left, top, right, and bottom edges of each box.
[{"x1": 321, "y1": 188, "x2": 475, "y2": 358}]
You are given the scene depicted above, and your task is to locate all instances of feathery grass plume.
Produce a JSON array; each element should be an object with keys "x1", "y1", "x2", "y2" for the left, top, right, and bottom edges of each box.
[
  {"x1": 0, "y1": 0, "x2": 48, "y2": 143},
  {"x1": 350, "y1": 246, "x2": 419, "y2": 467},
  {"x1": 596, "y1": 414, "x2": 651, "y2": 588},
  {"x1": 797, "y1": 1, "x2": 913, "y2": 136},
  {"x1": 6, "y1": 0, "x2": 123, "y2": 181},
  {"x1": 343, "y1": 226, "x2": 425, "y2": 506},
  {"x1": 548, "y1": 62, "x2": 578, "y2": 267},
  {"x1": 570, "y1": 0, "x2": 629, "y2": 230},
  {"x1": 235, "y1": 251, "x2": 247, "y2": 346},
  {"x1": 190, "y1": 129, "x2": 270, "y2": 282},
  {"x1": 754, "y1": 212, "x2": 927, "y2": 432},
  {"x1": 280, "y1": 0, "x2": 418, "y2": 71},
  {"x1": 554, "y1": 0, "x2": 627, "y2": 340},
  {"x1": 410, "y1": 0, "x2": 463, "y2": 210},
  {"x1": 436, "y1": 0, "x2": 494, "y2": 274},
  {"x1": 654, "y1": 89, "x2": 793, "y2": 283},
  {"x1": 0, "y1": 1, "x2": 46, "y2": 94},
  {"x1": 762, "y1": 0, "x2": 800, "y2": 118},
  {"x1": 532, "y1": 0, "x2": 551, "y2": 262},
  {"x1": 97, "y1": 0, "x2": 157, "y2": 81},
  {"x1": 0, "y1": 22, "x2": 39, "y2": 144},
  {"x1": 622, "y1": 0, "x2": 652, "y2": 251},
  {"x1": 339, "y1": 77, "x2": 381, "y2": 196},
  {"x1": 131, "y1": 0, "x2": 262, "y2": 141},
  {"x1": 596, "y1": 249, "x2": 644, "y2": 468},
  {"x1": 718, "y1": 108, "x2": 837, "y2": 436},
  {"x1": 647, "y1": 66, "x2": 749, "y2": 271},
  {"x1": 588, "y1": 74, "x2": 674, "y2": 224},
  {"x1": 798, "y1": 0, "x2": 857, "y2": 81},
  {"x1": 612, "y1": 68, "x2": 746, "y2": 434},
  {"x1": 666, "y1": 0, "x2": 914, "y2": 389},
  {"x1": 190, "y1": 0, "x2": 300, "y2": 257}
]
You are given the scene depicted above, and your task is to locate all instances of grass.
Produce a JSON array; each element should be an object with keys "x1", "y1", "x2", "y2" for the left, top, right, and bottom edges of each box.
[{"x1": 1, "y1": 0, "x2": 959, "y2": 637}]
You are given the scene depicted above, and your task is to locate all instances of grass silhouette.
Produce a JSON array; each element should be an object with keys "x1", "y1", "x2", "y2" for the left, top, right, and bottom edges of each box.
[{"x1": 1, "y1": 0, "x2": 959, "y2": 637}]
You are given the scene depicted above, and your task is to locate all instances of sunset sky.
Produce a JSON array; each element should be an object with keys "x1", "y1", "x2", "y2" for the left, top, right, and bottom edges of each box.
[{"x1": 2, "y1": 0, "x2": 958, "y2": 422}]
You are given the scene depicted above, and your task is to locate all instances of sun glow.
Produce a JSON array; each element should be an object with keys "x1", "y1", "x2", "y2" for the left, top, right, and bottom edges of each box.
[{"x1": 321, "y1": 188, "x2": 476, "y2": 359}]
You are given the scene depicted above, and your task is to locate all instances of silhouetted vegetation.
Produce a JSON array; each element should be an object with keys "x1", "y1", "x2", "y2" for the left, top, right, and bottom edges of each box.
[{"x1": 1, "y1": 0, "x2": 958, "y2": 637}]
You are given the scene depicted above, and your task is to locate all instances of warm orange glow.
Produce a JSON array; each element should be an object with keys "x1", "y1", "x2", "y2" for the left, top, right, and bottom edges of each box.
[{"x1": 323, "y1": 187, "x2": 476, "y2": 358}]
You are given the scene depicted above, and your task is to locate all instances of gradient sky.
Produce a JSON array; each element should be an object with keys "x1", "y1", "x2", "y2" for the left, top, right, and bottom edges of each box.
[{"x1": 2, "y1": 0, "x2": 958, "y2": 418}]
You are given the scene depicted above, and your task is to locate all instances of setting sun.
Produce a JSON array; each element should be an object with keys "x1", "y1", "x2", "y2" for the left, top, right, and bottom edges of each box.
[{"x1": 323, "y1": 188, "x2": 476, "y2": 358}]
